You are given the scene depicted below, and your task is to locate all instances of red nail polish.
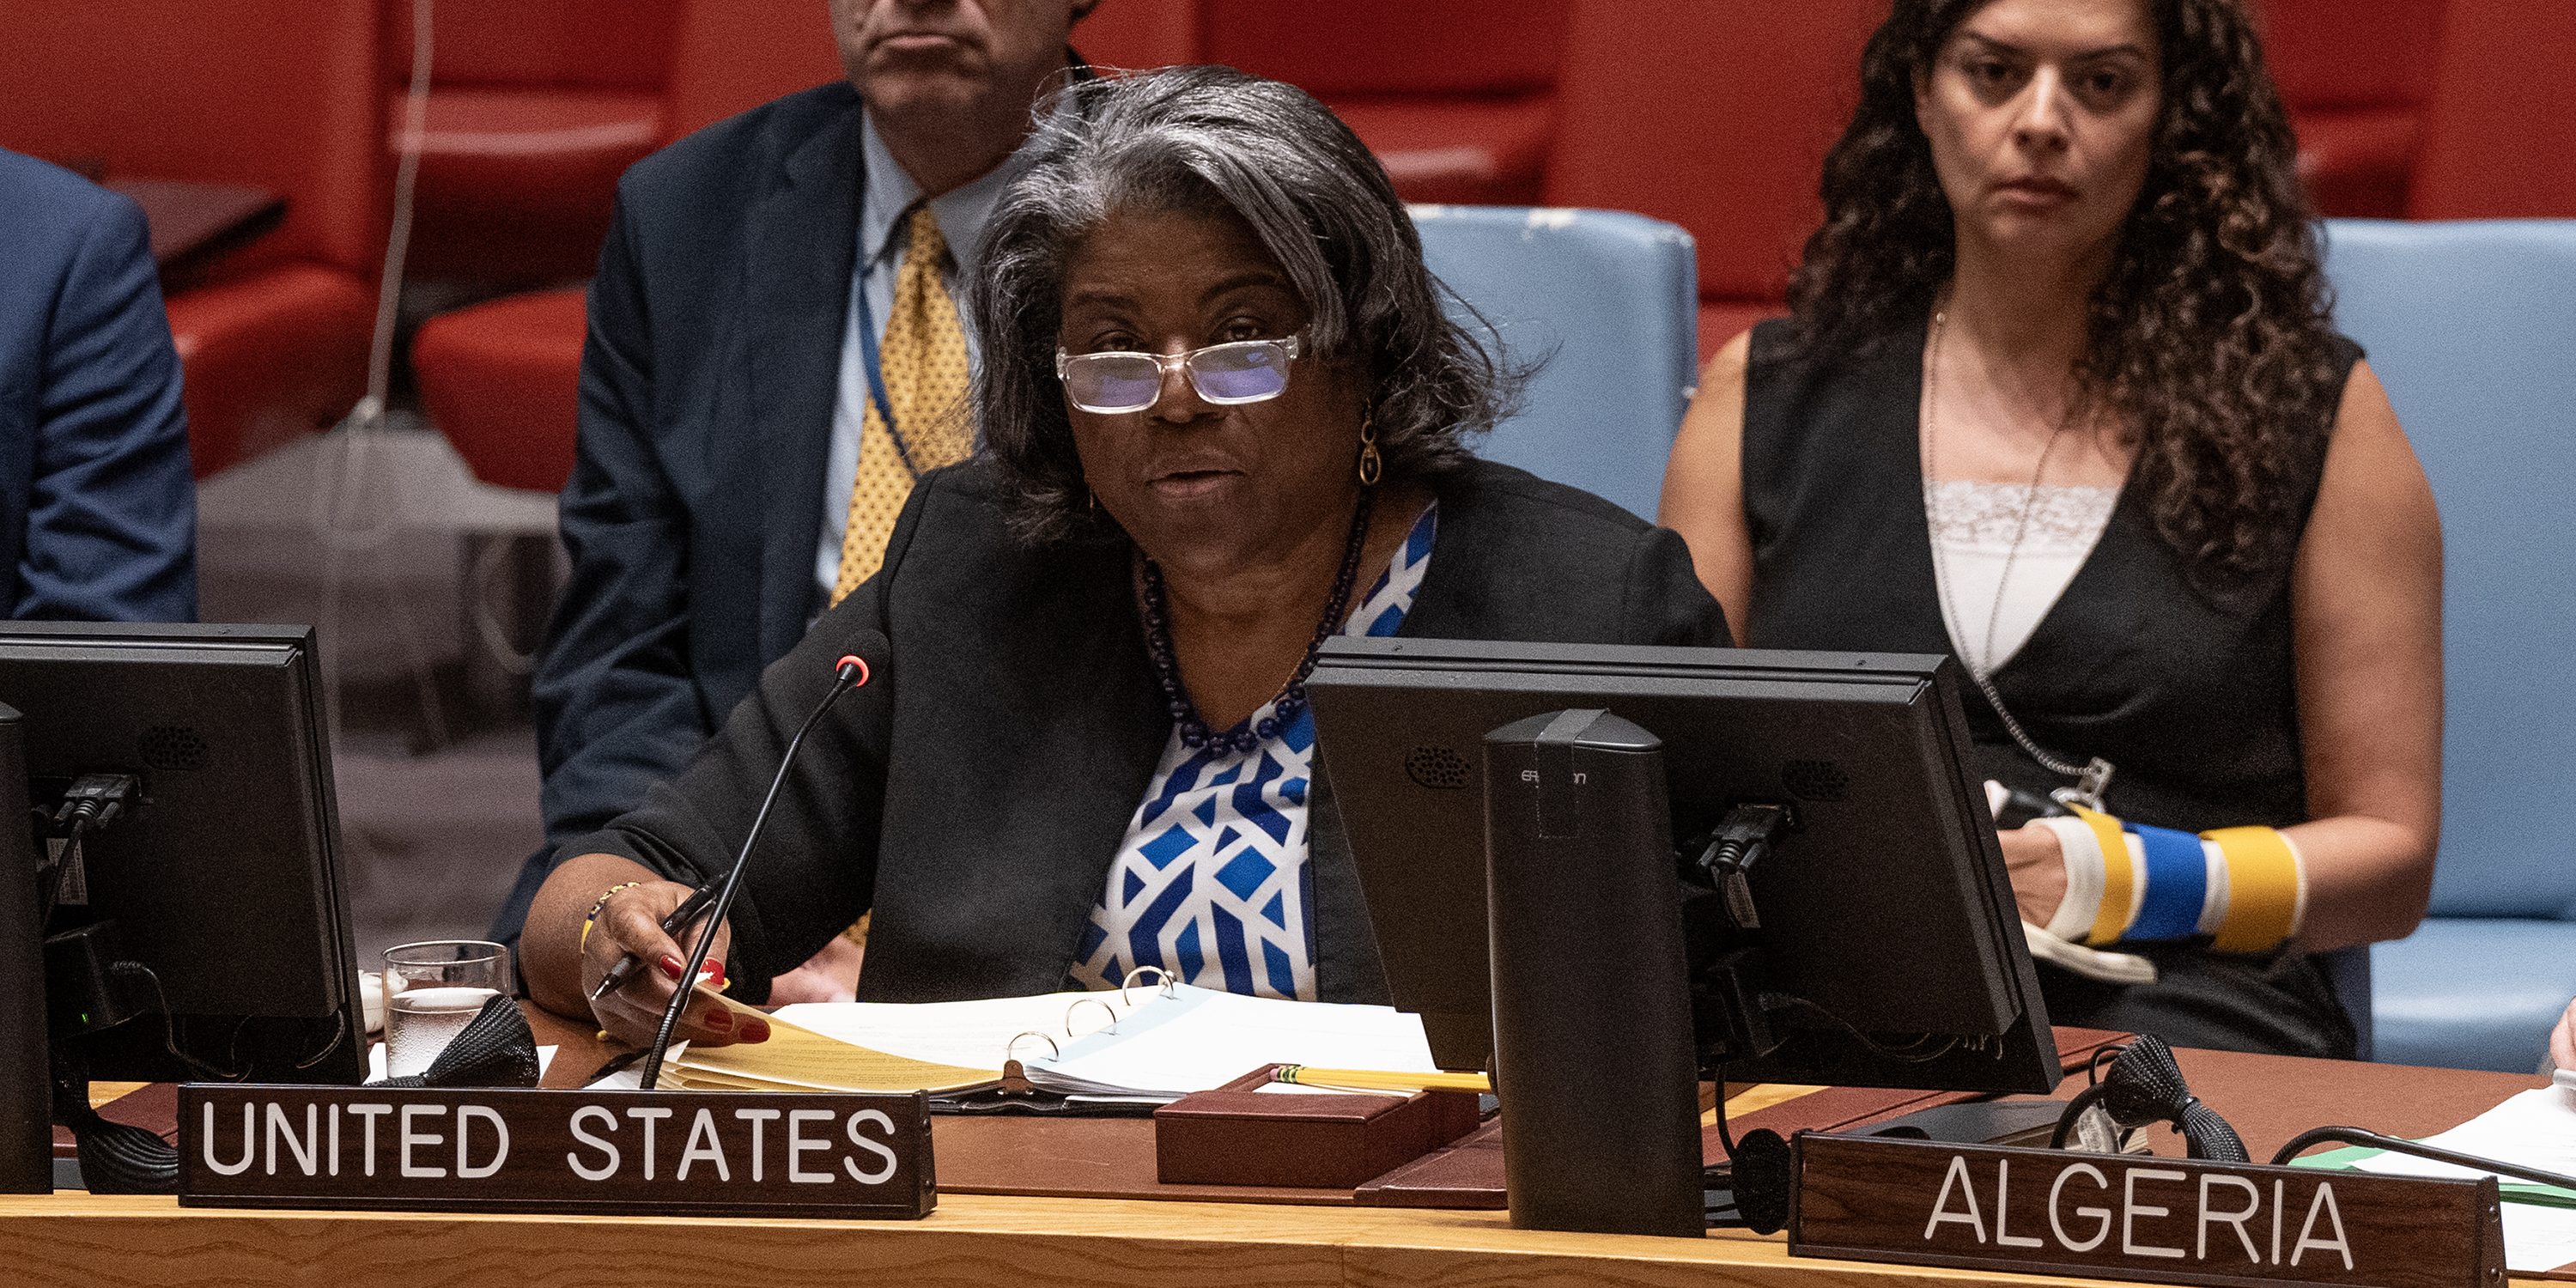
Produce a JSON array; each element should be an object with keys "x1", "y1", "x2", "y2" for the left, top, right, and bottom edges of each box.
[
  {"x1": 702, "y1": 1008, "x2": 732, "y2": 1031},
  {"x1": 706, "y1": 960, "x2": 727, "y2": 987},
  {"x1": 743, "y1": 1018, "x2": 772, "y2": 1043},
  {"x1": 659, "y1": 955, "x2": 684, "y2": 981}
]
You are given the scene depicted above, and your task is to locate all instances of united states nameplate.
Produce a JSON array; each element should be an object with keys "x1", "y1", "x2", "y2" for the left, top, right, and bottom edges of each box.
[{"x1": 176, "y1": 1084, "x2": 934, "y2": 1219}]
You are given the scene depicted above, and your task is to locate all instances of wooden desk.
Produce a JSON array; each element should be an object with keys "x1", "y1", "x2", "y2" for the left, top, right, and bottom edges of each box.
[
  {"x1": 3, "y1": 1175, "x2": 2563, "y2": 1288},
  {"x1": 0, "y1": 1187, "x2": 2173, "y2": 1287},
  {"x1": 527, "y1": 1007, "x2": 2554, "y2": 1205},
  {"x1": 5, "y1": 1009, "x2": 2550, "y2": 1287}
]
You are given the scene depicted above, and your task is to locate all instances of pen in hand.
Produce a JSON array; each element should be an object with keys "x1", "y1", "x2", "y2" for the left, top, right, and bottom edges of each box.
[{"x1": 589, "y1": 880, "x2": 722, "y2": 1003}]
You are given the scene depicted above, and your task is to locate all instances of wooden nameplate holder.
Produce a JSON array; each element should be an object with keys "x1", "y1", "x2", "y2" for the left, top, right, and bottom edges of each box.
[
  {"x1": 177, "y1": 1084, "x2": 935, "y2": 1219},
  {"x1": 1155, "y1": 1064, "x2": 1483, "y2": 1190},
  {"x1": 1790, "y1": 1132, "x2": 2506, "y2": 1288}
]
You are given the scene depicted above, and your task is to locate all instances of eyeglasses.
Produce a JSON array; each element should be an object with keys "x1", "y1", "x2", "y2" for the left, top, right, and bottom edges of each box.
[{"x1": 1054, "y1": 337, "x2": 1302, "y2": 415}]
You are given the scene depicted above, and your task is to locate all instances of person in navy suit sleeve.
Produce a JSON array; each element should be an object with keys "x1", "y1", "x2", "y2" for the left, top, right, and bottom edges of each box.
[
  {"x1": 491, "y1": 2, "x2": 1100, "y2": 966},
  {"x1": 0, "y1": 148, "x2": 197, "y2": 623}
]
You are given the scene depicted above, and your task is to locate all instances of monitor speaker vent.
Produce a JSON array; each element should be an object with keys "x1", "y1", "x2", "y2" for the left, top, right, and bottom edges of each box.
[
  {"x1": 1781, "y1": 758, "x2": 1847, "y2": 803},
  {"x1": 141, "y1": 725, "x2": 208, "y2": 772},
  {"x1": 1404, "y1": 745, "x2": 1471, "y2": 791}
]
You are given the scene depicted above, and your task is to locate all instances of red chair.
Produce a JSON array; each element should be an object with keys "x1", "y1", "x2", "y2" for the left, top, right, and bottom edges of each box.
[
  {"x1": 389, "y1": 0, "x2": 678, "y2": 283},
  {"x1": 2255, "y1": 0, "x2": 2445, "y2": 218},
  {"x1": 416, "y1": 0, "x2": 841, "y2": 494},
  {"x1": 2406, "y1": 0, "x2": 2576, "y2": 219},
  {"x1": 411, "y1": 289, "x2": 588, "y2": 495},
  {"x1": 0, "y1": 0, "x2": 383, "y2": 477},
  {"x1": 1202, "y1": 0, "x2": 1571, "y2": 205},
  {"x1": 1544, "y1": 0, "x2": 1880, "y2": 360}
]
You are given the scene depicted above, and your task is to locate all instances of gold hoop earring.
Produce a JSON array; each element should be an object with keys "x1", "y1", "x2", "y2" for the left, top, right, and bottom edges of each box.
[{"x1": 1357, "y1": 417, "x2": 1383, "y2": 487}]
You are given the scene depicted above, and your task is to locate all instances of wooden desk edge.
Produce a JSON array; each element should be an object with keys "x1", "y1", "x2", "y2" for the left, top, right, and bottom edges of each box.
[{"x1": 1, "y1": 1191, "x2": 2557, "y2": 1287}]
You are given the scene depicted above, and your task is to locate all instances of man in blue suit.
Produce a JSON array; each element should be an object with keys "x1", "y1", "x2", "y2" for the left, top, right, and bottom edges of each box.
[
  {"x1": 495, "y1": 1, "x2": 1103, "y2": 977},
  {"x1": 0, "y1": 149, "x2": 197, "y2": 623}
]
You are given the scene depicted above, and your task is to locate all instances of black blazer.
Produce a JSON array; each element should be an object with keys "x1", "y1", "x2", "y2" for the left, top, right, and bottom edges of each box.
[{"x1": 567, "y1": 458, "x2": 1732, "y2": 1004}]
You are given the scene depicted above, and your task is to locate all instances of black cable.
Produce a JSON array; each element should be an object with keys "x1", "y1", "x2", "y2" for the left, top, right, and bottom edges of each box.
[
  {"x1": 37, "y1": 774, "x2": 143, "y2": 925},
  {"x1": 2272, "y1": 1125, "x2": 2576, "y2": 1192},
  {"x1": 36, "y1": 815, "x2": 88, "y2": 923},
  {"x1": 2087, "y1": 1042, "x2": 2118, "y2": 1086},
  {"x1": 292, "y1": 1009, "x2": 351, "y2": 1072},
  {"x1": 1713, "y1": 1078, "x2": 1739, "y2": 1158},
  {"x1": 1761, "y1": 993, "x2": 1962, "y2": 1065},
  {"x1": 1702, "y1": 1060, "x2": 1795, "y2": 1235},
  {"x1": 111, "y1": 962, "x2": 246, "y2": 1082}
]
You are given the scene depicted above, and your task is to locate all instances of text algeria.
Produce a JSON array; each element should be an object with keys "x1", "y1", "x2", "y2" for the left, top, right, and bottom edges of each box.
[{"x1": 1923, "y1": 1154, "x2": 2354, "y2": 1272}]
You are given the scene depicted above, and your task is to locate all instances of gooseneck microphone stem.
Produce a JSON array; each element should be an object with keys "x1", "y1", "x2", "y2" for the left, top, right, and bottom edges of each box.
[
  {"x1": 637, "y1": 651, "x2": 872, "y2": 1091},
  {"x1": 2271, "y1": 1125, "x2": 2576, "y2": 1194}
]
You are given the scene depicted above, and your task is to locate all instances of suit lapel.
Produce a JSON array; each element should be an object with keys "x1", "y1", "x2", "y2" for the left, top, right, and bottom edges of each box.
[{"x1": 744, "y1": 96, "x2": 865, "y2": 661}]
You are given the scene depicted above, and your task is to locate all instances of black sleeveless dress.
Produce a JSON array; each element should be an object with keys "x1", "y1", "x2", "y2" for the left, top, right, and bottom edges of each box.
[{"x1": 1739, "y1": 314, "x2": 2364, "y2": 1059}]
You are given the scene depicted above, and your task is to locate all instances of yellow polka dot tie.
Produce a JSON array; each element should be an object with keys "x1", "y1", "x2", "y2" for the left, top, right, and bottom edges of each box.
[{"x1": 831, "y1": 205, "x2": 975, "y2": 605}]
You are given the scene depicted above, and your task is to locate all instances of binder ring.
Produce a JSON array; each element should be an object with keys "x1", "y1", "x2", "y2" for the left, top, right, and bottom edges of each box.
[
  {"x1": 1005, "y1": 1030, "x2": 1060, "y2": 1062},
  {"x1": 1119, "y1": 964, "x2": 1177, "y2": 1005},
  {"x1": 1065, "y1": 996, "x2": 1120, "y2": 1036}
]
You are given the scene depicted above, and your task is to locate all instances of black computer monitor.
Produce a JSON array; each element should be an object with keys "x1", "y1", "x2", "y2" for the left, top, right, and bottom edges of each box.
[
  {"x1": 0, "y1": 623, "x2": 364, "y2": 1090},
  {"x1": 1308, "y1": 637, "x2": 2058, "y2": 1095},
  {"x1": 1, "y1": 702, "x2": 49, "y2": 1192}
]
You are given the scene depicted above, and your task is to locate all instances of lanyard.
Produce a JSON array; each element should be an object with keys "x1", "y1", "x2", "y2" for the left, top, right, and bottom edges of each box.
[{"x1": 854, "y1": 269, "x2": 931, "y2": 480}]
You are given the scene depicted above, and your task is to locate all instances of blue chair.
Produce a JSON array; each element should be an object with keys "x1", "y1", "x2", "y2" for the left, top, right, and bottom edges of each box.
[
  {"x1": 1412, "y1": 205, "x2": 1699, "y2": 522},
  {"x1": 2321, "y1": 220, "x2": 2576, "y2": 1072}
]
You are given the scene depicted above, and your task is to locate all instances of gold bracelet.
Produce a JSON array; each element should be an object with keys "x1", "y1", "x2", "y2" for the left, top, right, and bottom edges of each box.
[{"x1": 580, "y1": 881, "x2": 645, "y2": 951}]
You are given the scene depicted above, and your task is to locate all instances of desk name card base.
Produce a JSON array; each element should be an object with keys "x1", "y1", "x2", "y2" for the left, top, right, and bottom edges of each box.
[
  {"x1": 176, "y1": 1084, "x2": 934, "y2": 1219},
  {"x1": 1791, "y1": 1133, "x2": 2504, "y2": 1288}
]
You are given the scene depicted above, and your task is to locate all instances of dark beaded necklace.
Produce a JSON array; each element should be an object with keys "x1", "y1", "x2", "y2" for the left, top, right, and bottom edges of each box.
[{"x1": 1140, "y1": 489, "x2": 1376, "y2": 754}]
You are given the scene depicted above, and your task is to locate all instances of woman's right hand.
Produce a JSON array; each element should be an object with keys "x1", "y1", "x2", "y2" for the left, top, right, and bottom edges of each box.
[{"x1": 579, "y1": 880, "x2": 769, "y2": 1048}]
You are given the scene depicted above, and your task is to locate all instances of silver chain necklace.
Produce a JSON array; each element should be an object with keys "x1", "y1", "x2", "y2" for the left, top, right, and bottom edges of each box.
[{"x1": 1923, "y1": 300, "x2": 2116, "y2": 811}]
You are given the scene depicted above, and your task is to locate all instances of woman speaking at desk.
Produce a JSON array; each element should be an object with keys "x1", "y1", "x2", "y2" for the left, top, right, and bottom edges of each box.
[
  {"x1": 1659, "y1": 0, "x2": 2440, "y2": 1057},
  {"x1": 523, "y1": 66, "x2": 1729, "y2": 1045}
]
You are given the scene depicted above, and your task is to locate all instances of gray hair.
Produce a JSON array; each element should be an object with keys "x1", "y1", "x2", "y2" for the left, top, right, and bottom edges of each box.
[{"x1": 969, "y1": 64, "x2": 1518, "y2": 544}]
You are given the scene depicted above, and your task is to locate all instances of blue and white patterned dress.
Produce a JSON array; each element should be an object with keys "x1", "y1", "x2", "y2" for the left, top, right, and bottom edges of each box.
[{"x1": 1068, "y1": 502, "x2": 1439, "y2": 1000}]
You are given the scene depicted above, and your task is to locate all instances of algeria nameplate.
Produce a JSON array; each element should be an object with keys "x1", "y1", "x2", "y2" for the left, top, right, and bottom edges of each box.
[
  {"x1": 177, "y1": 1084, "x2": 935, "y2": 1219},
  {"x1": 1790, "y1": 1132, "x2": 2505, "y2": 1288}
]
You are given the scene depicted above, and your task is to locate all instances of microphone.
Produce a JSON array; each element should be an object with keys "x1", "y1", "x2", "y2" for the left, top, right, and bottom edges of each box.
[
  {"x1": 2049, "y1": 1035, "x2": 2249, "y2": 1162},
  {"x1": 635, "y1": 633, "x2": 883, "y2": 1091}
]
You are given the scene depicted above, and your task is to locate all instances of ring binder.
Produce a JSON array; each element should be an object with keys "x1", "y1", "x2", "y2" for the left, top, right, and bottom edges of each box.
[
  {"x1": 1065, "y1": 997, "x2": 1120, "y2": 1036},
  {"x1": 1004, "y1": 1031, "x2": 1061, "y2": 1061},
  {"x1": 1119, "y1": 965, "x2": 1178, "y2": 1005}
]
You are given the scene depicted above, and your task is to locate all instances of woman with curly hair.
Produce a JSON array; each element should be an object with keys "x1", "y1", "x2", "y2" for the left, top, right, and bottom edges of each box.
[{"x1": 1659, "y1": 0, "x2": 2439, "y2": 1056}]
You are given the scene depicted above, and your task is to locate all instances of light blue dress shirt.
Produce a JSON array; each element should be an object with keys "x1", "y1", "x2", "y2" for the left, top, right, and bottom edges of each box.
[{"x1": 811, "y1": 110, "x2": 1042, "y2": 603}]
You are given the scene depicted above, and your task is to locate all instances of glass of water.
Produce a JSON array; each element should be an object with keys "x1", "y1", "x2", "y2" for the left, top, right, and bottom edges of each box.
[{"x1": 380, "y1": 940, "x2": 511, "y2": 1078}]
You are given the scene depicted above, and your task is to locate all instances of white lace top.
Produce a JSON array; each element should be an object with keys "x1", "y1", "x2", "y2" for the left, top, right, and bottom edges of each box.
[{"x1": 1926, "y1": 479, "x2": 2121, "y2": 674}]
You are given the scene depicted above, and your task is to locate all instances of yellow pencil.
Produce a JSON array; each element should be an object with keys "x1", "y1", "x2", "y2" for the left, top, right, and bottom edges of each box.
[{"x1": 1273, "y1": 1065, "x2": 1492, "y2": 1093}]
